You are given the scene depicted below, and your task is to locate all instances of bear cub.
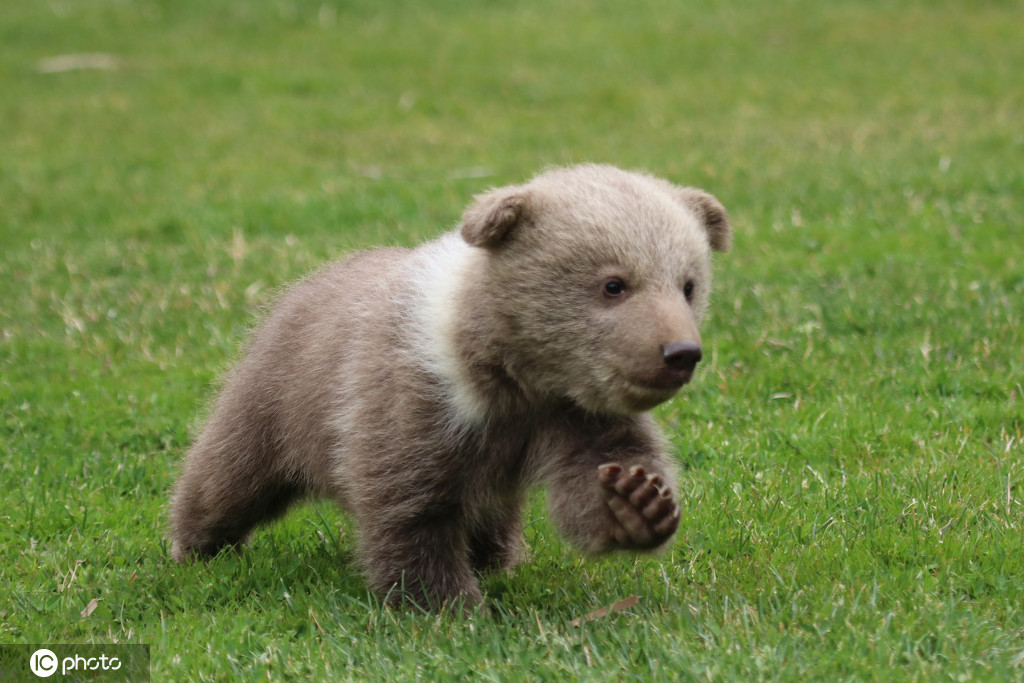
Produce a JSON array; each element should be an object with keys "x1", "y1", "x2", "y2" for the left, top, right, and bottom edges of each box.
[{"x1": 169, "y1": 164, "x2": 732, "y2": 611}]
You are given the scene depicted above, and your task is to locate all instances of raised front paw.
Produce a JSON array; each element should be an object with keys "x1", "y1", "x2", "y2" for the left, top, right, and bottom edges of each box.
[{"x1": 597, "y1": 463, "x2": 680, "y2": 550}]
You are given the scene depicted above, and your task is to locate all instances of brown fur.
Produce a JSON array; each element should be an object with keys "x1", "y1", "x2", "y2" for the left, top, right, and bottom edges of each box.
[{"x1": 169, "y1": 164, "x2": 731, "y2": 611}]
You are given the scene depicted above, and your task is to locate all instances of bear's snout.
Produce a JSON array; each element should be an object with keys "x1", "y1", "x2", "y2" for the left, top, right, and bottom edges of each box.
[
  {"x1": 662, "y1": 341, "x2": 702, "y2": 371},
  {"x1": 654, "y1": 341, "x2": 702, "y2": 389}
]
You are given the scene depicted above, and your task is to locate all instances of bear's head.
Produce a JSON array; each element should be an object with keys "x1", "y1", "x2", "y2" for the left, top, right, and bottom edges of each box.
[{"x1": 459, "y1": 164, "x2": 731, "y2": 416}]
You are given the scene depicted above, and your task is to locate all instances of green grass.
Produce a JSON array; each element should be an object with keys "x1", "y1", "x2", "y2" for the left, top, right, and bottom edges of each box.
[{"x1": 2, "y1": 0, "x2": 1022, "y2": 679}]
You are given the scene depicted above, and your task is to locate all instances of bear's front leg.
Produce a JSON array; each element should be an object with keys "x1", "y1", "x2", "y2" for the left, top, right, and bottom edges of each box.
[
  {"x1": 596, "y1": 463, "x2": 680, "y2": 550},
  {"x1": 357, "y1": 519, "x2": 483, "y2": 612},
  {"x1": 540, "y1": 413, "x2": 681, "y2": 555}
]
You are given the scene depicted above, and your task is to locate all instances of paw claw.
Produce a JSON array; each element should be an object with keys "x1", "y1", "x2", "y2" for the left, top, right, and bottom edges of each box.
[
  {"x1": 597, "y1": 462, "x2": 680, "y2": 550},
  {"x1": 653, "y1": 506, "x2": 681, "y2": 536},
  {"x1": 597, "y1": 463, "x2": 622, "y2": 484},
  {"x1": 641, "y1": 495, "x2": 673, "y2": 520},
  {"x1": 630, "y1": 485, "x2": 659, "y2": 509}
]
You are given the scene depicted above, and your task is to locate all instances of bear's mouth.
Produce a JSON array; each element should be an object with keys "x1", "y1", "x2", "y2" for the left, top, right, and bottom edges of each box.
[
  {"x1": 576, "y1": 367, "x2": 693, "y2": 414},
  {"x1": 640, "y1": 367, "x2": 694, "y2": 392},
  {"x1": 617, "y1": 370, "x2": 691, "y2": 411}
]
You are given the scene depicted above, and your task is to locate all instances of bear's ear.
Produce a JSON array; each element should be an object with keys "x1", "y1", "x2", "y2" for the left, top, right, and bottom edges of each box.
[
  {"x1": 460, "y1": 188, "x2": 529, "y2": 248},
  {"x1": 674, "y1": 188, "x2": 732, "y2": 252}
]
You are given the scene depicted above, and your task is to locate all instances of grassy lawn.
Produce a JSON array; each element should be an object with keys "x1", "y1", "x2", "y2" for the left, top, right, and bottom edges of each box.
[{"x1": 2, "y1": 0, "x2": 1022, "y2": 679}]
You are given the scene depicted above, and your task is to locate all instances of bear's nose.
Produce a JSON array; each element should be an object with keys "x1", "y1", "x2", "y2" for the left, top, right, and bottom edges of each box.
[{"x1": 662, "y1": 341, "x2": 702, "y2": 371}]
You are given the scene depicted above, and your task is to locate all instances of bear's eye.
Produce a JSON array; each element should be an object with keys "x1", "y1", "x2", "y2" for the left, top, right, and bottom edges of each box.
[
  {"x1": 683, "y1": 281, "x2": 695, "y2": 301},
  {"x1": 603, "y1": 279, "x2": 626, "y2": 298}
]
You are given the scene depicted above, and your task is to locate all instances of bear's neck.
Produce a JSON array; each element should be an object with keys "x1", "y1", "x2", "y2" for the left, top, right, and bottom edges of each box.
[{"x1": 407, "y1": 233, "x2": 537, "y2": 426}]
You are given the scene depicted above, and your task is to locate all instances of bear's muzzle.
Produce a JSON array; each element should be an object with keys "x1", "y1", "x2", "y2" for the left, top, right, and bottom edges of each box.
[{"x1": 652, "y1": 341, "x2": 702, "y2": 389}]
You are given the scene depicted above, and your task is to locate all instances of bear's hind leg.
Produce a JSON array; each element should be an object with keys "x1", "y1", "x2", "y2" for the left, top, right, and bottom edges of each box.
[
  {"x1": 171, "y1": 475, "x2": 303, "y2": 560},
  {"x1": 468, "y1": 499, "x2": 527, "y2": 573},
  {"x1": 170, "y1": 431, "x2": 304, "y2": 561}
]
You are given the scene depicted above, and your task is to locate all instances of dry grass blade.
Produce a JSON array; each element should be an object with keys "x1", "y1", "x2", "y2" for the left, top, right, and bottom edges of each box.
[
  {"x1": 80, "y1": 598, "x2": 101, "y2": 619},
  {"x1": 570, "y1": 595, "x2": 641, "y2": 627}
]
